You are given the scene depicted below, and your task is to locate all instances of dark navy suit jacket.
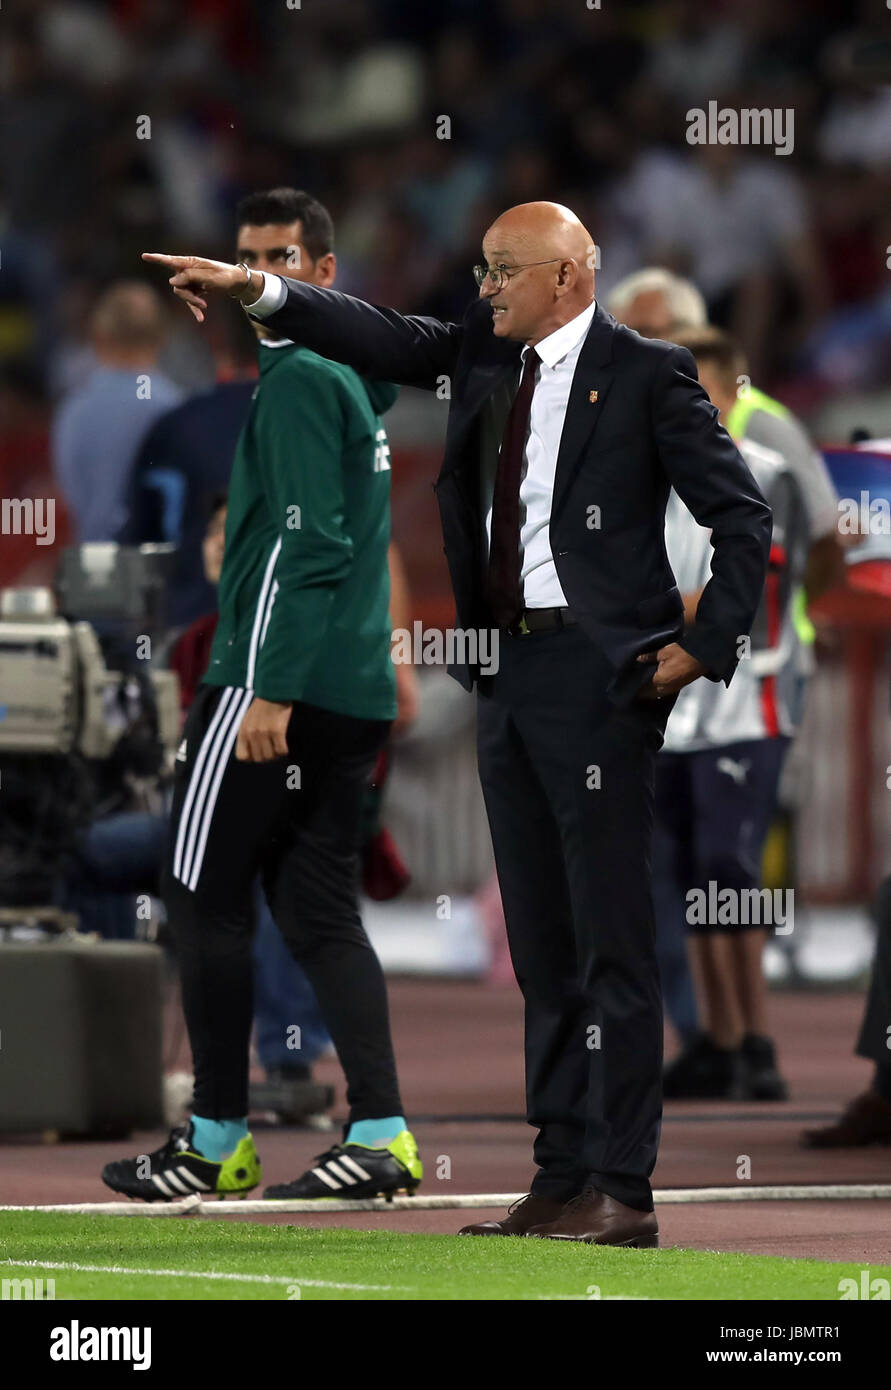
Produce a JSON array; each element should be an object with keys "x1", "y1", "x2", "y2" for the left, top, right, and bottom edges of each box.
[{"x1": 259, "y1": 285, "x2": 772, "y2": 704}]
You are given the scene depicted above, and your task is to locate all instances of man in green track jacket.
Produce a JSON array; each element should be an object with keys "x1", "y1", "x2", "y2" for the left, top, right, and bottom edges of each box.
[{"x1": 102, "y1": 189, "x2": 422, "y2": 1206}]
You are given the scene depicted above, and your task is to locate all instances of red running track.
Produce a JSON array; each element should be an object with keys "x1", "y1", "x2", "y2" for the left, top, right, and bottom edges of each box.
[{"x1": 1, "y1": 980, "x2": 889, "y2": 1261}]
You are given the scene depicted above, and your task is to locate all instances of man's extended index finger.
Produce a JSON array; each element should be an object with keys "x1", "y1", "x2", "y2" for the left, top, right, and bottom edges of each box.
[{"x1": 141, "y1": 252, "x2": 188, "y2": 267}]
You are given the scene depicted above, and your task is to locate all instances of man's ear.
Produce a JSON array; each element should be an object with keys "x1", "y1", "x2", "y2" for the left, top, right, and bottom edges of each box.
[
  {"x1": 555, "y1": 258, "x2": 577, "y2": 296},
  {"x1": 313, "y1": 253, "x2": 337, "y2": 287}
]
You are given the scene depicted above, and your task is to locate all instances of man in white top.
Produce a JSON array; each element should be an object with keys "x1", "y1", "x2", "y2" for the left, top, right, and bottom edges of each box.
[{"x1": 658, "y1": 329, "x2": 809, "y2": 1102}]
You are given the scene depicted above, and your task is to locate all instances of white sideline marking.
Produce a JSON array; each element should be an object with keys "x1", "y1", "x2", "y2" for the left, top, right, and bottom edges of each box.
[
  {"x1": 1, "y1": 1183, "x2": 890, "y2": 1216},
  {"x1": 536, "y1": 1294, "x2": 655, "y2": 1300},
  {"x1": 0, "y1": 1258, "x2": 401, "y2": 1293},
  {"x1": 657, "y1": 1184, "x2": 891, "y2": 1203}
]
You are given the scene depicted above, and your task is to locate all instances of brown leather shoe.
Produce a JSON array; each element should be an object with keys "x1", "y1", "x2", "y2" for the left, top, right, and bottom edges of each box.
[
  {"x1": 801, "y1": 1091, "x2": 891, "y2": 1148},
  {"x1": 527, "y1": 1190, "x2": 659, "y2": 1246},
  {"x1": 458, "y1": 1193, "x2": 568, "y2": 1237}
]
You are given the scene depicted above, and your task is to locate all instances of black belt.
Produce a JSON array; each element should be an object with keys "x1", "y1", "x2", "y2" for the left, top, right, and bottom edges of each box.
[{"x1": 505, "y1": 607, "x2": 578, "y2": 636}]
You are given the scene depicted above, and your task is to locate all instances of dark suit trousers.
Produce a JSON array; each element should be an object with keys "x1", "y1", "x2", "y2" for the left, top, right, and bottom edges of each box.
[
  {"x1": 857, "y1": 875, "x2": 891, "y2": 1068},
  {"x1": 476, "y1": 624, "x2": 672, "y2": 1211}
]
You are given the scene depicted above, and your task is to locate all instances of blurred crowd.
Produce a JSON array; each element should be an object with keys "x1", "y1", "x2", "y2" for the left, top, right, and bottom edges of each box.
[
  {"x1": 1, "y1": 0, "x2": 890, "y2": 401},
  {"x1": 1, "y1": 0, "x2": 890, "y2": 582}
]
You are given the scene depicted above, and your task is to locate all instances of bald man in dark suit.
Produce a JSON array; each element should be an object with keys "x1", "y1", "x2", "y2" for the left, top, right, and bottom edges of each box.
[{"x1": 144, "y1": 200, "x2": 770, "y2": 1245}]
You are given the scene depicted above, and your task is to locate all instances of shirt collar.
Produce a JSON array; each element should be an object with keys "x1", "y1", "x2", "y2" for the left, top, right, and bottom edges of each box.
[{"x1": 524, "y1": 299, "x2": 596, "y2": 370}]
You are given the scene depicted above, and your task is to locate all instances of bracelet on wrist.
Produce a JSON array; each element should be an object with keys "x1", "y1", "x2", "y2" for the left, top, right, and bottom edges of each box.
[{"x1": 229, "y1": 262, "x2": 254, "y2": 300}]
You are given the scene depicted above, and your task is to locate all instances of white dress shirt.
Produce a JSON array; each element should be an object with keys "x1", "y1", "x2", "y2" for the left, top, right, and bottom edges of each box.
[
  {"x1": 250, "y1": 273, "x2": 596, "y2": 611},
  {"x1": 248, "y1": 271, "x2": 289, "y2": 317},
  {"x1": 485, "y1": 299, "x2": 596, "y2": 609}
]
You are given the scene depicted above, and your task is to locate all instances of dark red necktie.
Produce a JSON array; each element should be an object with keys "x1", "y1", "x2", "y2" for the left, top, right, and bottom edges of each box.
[{"x1": 487, "y1": 347, "x2": 539, "y2": 627}]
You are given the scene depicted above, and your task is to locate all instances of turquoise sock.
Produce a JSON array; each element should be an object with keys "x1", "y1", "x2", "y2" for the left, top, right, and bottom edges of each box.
[
  {"x1": 190, "y1": 1115, "x2": 248, "y2": 1162},
  {"x1": 346, "y1": 1116, "x2": 406, "y2": 1148}
]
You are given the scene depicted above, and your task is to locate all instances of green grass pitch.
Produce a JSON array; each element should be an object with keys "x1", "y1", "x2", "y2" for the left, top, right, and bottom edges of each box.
[{"x1": 1, "y1": 1212, "x2": 887, "y2": 1301}]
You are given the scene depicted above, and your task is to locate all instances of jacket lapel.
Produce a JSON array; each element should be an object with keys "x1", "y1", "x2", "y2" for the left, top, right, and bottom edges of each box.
[
  {"x1": 438, "y1": 351, "x2": 520, "y2": 484},
  {"x1": 436, "y1": 301, "x2": 618, "y2": 510},
  {"x1": 551, "y1": 304, "x2": 617, "y2": 523}
]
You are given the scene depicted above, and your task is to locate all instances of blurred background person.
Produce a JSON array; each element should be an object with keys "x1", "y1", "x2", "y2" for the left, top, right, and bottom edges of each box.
[
  {"x1": 125, "y1": 301, "x2": 260, "y2": 628},
  {"x1": 610, "y1": 267, "x2": 845, "y2": 614},
  {"x1": 0, "y1": 359, "x2": 70, "y2": 589},
  {"x1": 610, "y1": 270, "x2": 848, "y2": 1064},
  {"x1": 803, "y1": 873, "x2": 891, "y2": 1147},
  {"x1": 52, "y1": 282, "x2": 183, "y2": 543},
  {"x1": 654, "y1": 328, "x2": 809, "y2": 1100}
]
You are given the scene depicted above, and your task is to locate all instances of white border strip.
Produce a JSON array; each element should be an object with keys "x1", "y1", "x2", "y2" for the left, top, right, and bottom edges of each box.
[
  {"x1": 184, "y1": 686, "x2": 253, "y2": 891},
  {"x1": 245, "y1": 539, "x2": 281, "y2": 692},
  {"x1": 0, "y1": 1258, "x2": 401, "y2": 1292},
  {"x1": 2, "y1": 1184, "x2": 891, "y2": 1217},
  {"x1": 172, "y1": 684, "x2": 238, "y2": 883}
]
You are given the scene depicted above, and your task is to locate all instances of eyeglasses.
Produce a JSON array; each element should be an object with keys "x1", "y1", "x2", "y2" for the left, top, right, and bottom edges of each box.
[{"x1": 472, "y1": 259, "x2": 561, "y2": 290}]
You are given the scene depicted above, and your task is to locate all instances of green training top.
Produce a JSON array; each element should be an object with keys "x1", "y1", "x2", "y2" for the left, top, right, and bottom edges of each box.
[{"x1": 205, "y1": 340, "x2": 399, "y2": 720}]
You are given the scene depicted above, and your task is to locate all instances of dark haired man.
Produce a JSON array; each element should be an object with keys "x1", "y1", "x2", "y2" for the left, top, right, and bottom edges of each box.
[{"x1": 103, "y1": 189, "x2": 421, "y2": 1203}]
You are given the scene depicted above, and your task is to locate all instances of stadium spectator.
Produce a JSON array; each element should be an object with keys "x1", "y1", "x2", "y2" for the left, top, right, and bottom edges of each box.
[
  {"x1": 644, "y1": 139, "x2": 827, "y2": 380},
  {"x1": 52, "y1": 282, "x2": 183, "y2": 542},
  {"x1": 612, "y1": 271, "x2": 845, "y2": 1076},
  {"x1": 655, "y1": 328, "x2": 809, "y2": 1101},
  {"x1": 610, "y1": 267, "x2": 844, "y2": 690},
  {"x1": 126, "y1": 300, "x2": 259, "y2": 626},
  {"x1": 58, "y1": 493, "x2": 333, "y2": 1100},
  {"x1": 642, "y1": 1, "x2": 745, "y2": 106},
  {"x1": 802, "y1": 873, "x2": 891, "y2": 1147},
  {"x1": 3, "y1": 2, "x2": 889, "y2": 398},
  {"x1": 0, "y1": 15, "x2": 100, "y2": 239},
  {"x1": 0, "y1": 360, "x2": 70, "y2": 589},
  {"x1": 607, "y1": 267, "x2": 709, "y2": 343}
]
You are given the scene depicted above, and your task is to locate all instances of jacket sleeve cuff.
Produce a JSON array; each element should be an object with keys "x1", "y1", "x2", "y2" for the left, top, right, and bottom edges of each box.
[
  {"x1": 246, "y1": 272, "x2": 287, "y2": 319},
  {"x1": 678, "y1": 629, "x2": 735, "y2": 686}
]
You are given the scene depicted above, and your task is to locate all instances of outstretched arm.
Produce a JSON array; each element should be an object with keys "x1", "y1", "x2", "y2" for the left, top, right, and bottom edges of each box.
[{"x1": 142, "y1": 253, "x2": 462, "y2": 391}]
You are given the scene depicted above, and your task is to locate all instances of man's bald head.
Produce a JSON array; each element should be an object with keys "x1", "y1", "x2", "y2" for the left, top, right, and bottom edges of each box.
[
  {"x1": 479, "y1": 202, "x2": 596, "y2": 345},
  {"x1": 485, "y1": 202, "x2": 595, "y2": 271}
]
